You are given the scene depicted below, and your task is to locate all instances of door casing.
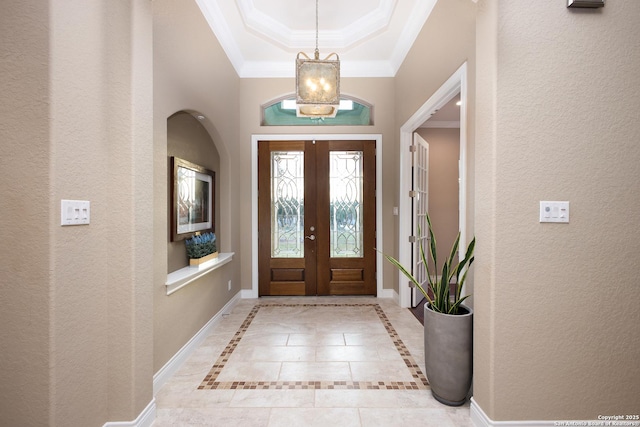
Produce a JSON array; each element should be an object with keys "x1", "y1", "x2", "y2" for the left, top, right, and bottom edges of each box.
[
  {"x1": 250, "y1": 134, "x2": 386, "y2": 299},
  {"x1": 399, "y1": 62, "x2": 469, "y2": 308}
]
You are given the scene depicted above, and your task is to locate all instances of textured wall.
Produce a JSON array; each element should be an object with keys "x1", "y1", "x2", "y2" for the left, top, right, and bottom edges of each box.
[
  {"x1": 475, "y1": 0, "x2": 640, "y2": 420},
  {"x1": 394, "y1": 0, "x2": 477, "y2": 296},
  {"x1": 49, "y1": 2, "x2": 111, "y2": 422},
  {"x1": 0, "y1": 1, "x2": 52, "y2": 425},
  {"x1": 1, "y1": 0, "x2": 154, "y2": 425},
  {"x1": 153, "y1": 0, "x2": 241, "y2": 373},
  {"x1": 473, "y1": 0, "x2": 498, "y2": 418},
  {"x1": 49, "y1": 0, "x2": 154, "y2": 424}
]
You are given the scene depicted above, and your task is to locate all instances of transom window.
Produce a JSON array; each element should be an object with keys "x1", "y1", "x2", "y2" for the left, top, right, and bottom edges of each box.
[{"x1": 262, "y1": 96, "x2": 373, "y2": 126}]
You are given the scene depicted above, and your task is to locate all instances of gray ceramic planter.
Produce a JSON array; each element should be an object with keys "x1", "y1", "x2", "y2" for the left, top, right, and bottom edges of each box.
[{"x1": 423, "y1": 303, "x2": 473, "y2": 406}]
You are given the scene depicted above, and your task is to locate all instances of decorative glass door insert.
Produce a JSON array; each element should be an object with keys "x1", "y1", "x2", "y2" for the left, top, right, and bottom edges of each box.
[
  {"x1": 329, "y1": 151, "x2": 363, "y2": 258},
  {"x1": 271, "y1": 151, "x2": 304, "y2": 258}
]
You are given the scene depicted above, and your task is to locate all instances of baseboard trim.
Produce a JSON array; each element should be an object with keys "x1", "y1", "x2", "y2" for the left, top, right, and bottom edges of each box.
[
  {"x1": 153, "y1": 291, "x2": 241, "y2": 395},
  {"x1": 241, "y1": 288, "x2": 258, "y2": 299},
  {"x1": 102, "y1": 398, "x2": 156, "y2": 427},
  {"x1": 392, "y1": 289, "x2": 400, "y2": 304},
  {"x1": 471, "y1": 398, "x2": 556, "y2": 427},
  {"x1": 378, "y1": 288, "x2": 396, "y2": 299}
]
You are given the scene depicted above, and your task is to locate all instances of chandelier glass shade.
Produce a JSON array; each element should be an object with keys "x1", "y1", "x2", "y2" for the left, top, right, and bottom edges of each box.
[{"x1": 295, "y1": 0, "x2": 340, "y2": 118}]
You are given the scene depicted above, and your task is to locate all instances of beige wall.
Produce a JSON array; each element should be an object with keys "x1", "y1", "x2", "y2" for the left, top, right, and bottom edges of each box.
[
  {"x1": 5, "y1": 0, "x2": 640, "y2": 425},
  {"x1": 475, "y1": 0, "x2": 640, "y2": 421},
  {"x1": 50, "y1": 1, "x2": 155, "y2": 424},
  {"x1": 395, "y1": 0, "x2": 477, "y2": 297},
  {"x1": 152, "y1": 0, "x2": 242, "y2": 373},
  {"x1": 0, "y1": 1, "x2": 52, "y2": 425},
  {"x1": 238, "y1": 77, "x2": 398, "y2": 293},
  {"x1": 417, "y1": 128, "x2": 461, "y2": 269},
  {"x1": 1, "y1": 0, "x2": 155, "y2": 425}
]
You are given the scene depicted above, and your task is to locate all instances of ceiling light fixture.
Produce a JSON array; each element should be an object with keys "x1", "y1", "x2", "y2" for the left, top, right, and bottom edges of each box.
[{"x1": 295, "y1": 0, "x2": 340, "y2": 118}]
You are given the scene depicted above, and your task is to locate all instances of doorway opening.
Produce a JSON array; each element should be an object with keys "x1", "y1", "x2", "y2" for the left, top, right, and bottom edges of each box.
[{"x1": 398, "y1": 63, "x2": 469, "y2": 308}]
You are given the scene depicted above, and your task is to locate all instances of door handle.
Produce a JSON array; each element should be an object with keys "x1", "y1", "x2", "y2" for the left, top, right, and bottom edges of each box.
[{"x1": 305, "y1": 234, "x2": 316, "y2": 241}]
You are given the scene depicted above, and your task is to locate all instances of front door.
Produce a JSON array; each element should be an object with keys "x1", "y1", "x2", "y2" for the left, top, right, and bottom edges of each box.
[{"x1": 258, "y1": 139, "x2": 376, "y2": 296}]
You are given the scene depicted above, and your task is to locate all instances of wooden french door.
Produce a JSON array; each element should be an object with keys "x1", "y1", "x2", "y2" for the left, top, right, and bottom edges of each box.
[{"x1": 258, "y1": 139, "x2": 376, "y2": 296}]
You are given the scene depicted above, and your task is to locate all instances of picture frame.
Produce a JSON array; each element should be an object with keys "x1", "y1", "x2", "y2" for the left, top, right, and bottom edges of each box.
[{"x1": 170, "y1": 156, "x2": 215, "y2": 241}]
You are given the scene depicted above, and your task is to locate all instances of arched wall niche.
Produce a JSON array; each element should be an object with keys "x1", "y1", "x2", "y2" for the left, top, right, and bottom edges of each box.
[{"x1": 166, "y1": 110, "x2": 227, "y2": 272}]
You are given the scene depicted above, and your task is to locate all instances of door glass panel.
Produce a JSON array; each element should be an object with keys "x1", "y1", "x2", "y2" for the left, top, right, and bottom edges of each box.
[
  {"x1": 329, "y1": 151, "x2": 363, "y2": 258},
  {"x1": 413, "y1": 140, "x2": 429, "y2": 295},
  {"x1": 271, "y1": 151, "x2": 304, "y2": 258}
]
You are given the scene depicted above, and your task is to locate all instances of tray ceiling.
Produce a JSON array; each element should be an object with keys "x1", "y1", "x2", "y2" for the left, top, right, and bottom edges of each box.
[{"x1": 196, "y1": 0, "x2": 438, "y2": 78}]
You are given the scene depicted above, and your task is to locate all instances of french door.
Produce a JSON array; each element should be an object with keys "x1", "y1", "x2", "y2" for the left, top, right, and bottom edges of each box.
[
  {"x1": 411, "y1": 133, "x2": 429, "y2": 307},
  {"x1": 258, "y1": 139, "x2": 376, "y2": 296}
]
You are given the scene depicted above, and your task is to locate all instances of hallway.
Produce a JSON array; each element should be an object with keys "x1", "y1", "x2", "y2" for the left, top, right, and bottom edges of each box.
[{"x1": 152, "y1": 297, "x2": 472, "y2": 426}]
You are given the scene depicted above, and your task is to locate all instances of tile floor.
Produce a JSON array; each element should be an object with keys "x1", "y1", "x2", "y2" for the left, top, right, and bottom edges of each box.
[{"x1": 153, "y1": 296, "x2": 472, "y2": 426}]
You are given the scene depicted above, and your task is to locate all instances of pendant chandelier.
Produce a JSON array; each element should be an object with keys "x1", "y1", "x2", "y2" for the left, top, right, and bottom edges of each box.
[{"x1": 295, "y1": 0, "x2": 340, "y2": 118}]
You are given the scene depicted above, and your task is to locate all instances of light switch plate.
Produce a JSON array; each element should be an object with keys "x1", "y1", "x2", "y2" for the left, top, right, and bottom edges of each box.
[
  {"x1": 540, "y1": 201, "x2": 569, "y2": 223},
  {"x1": 61, "y1": 200, "x2": 90, "y2": 226}
]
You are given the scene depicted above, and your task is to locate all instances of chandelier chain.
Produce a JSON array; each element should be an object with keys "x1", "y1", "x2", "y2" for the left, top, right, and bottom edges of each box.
[{"x1": 315, "y1": 0, "x2": 319, "y2": 58}]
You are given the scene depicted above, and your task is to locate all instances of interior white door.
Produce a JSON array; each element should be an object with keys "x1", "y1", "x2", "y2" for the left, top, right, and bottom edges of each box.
[{"x1": 411, "y1": 133, "x2": 429, "y2": 307}]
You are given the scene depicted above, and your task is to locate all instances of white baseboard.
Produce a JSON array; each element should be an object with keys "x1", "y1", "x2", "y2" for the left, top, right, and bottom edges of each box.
[
  {"x1": 241, "y1": 288, "x2": 258, "y2": 299},
  {"x1": 377, "y1": 288, "x2": 396, "y2": 300},
  {"x1": 103, "y1": 398, "x2": 155, "y2": 427},
  {"x1": 471, "y1": 398, "x2": 557, "y2": 427},
  {"x1": 392, "y1": 289, "x2": 400, "y2": 304},
  {"x1": 153, "y1": 291, "x2": 241, "y2": 395}
]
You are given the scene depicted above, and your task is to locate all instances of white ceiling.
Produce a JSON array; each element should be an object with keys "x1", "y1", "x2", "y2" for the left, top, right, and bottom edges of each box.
[{"x1": 196, "y1": 0, "x2": 438, "y2": 78}]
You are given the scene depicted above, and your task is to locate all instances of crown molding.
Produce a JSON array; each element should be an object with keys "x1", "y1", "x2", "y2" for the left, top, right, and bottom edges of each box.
[
  {"x1": 197, "y1": 0, "x2": 437, "y2": 79},
  {"x1": 389, "y1": 0, "x2": 437, "y2": 74},
  {"x1": 237, "y1": 0, "x2": 396, "y2": 50},
  {"x1": 196, "y1": 0, "x2": 246, "y2": 75}
]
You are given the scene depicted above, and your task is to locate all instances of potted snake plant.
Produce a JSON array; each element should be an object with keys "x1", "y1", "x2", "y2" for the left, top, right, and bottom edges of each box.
[{"x1": 383, "y1": 214, "x2": 475, "y2": 406}]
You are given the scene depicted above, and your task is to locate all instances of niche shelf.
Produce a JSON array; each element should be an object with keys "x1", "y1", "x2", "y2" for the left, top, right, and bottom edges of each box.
[{"x1": 165, "y1": 252, "x2": 234, "y2": 295}]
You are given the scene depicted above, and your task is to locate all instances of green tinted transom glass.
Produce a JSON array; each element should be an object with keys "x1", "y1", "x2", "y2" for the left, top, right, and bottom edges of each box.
[{"x1": 262, "y1": 98, "x2": 372, "y2": 126}]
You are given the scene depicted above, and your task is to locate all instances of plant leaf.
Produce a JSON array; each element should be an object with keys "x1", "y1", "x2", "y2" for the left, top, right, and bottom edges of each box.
[
  {"x1": 379, "y1": 251, "x2": 434, "y2": 307},
  {"x1": 379, "y1": 212, "x2": 475, "y2": 316},
  {"x1": 427, "y1": 215, "x2": 437, "y2": 272},
  {"x1": 449, "y1": 294, "x2": 470, "y2": 315},
  {"x1": 447, "y1": 232, "x2": 461, "y2": 284}
]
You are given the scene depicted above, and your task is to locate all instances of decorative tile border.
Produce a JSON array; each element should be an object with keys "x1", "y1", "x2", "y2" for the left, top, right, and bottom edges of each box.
[{"x1": 198, "y1": 303, "x2": 429, "y2": 390}]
